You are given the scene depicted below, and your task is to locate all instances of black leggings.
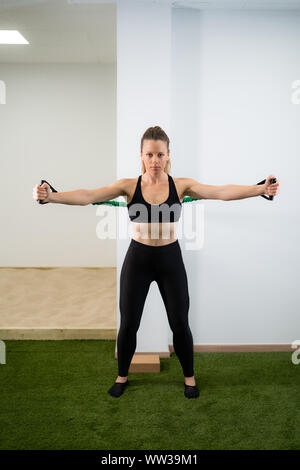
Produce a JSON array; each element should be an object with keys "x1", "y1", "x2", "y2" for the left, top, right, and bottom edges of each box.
[{"x1": 117, "y1": 238, "x2": 194, "y2": 377}]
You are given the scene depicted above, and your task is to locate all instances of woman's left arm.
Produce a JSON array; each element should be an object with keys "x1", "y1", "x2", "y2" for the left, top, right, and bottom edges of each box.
[
  {"x1": 221, "y1": 174, "x2": 280, "y2": 201},
  {"x1": 182, "y1": 174, "x2": 280, "y2": 201}
]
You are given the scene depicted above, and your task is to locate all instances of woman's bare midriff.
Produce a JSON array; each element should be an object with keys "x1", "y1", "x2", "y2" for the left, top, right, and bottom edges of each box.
[{"x1": 130, "y1": 221, "x2": 179, "y2": 247}]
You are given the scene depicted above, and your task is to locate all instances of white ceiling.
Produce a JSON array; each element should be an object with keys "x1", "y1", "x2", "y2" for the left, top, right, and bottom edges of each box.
[
  {"x1": 0, "y1": 0, "x2": 299, "y2": 64},
  {"x1": 173, "y1": 0, "x2": 300, "y2": 9},
  {"x1": 0, "y1": 0, "x2": 116, "y2": 63}
]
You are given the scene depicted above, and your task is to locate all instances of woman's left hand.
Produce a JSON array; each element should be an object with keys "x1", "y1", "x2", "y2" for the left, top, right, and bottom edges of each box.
[{"x1": 263, "y1": 174, "x2": 280, "y2": 197}]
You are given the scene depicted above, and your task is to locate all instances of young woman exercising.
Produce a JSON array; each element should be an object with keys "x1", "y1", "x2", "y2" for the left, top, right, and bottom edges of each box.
[{"x1": 33, "y1": 125, "x2": 280, "y2": 399}]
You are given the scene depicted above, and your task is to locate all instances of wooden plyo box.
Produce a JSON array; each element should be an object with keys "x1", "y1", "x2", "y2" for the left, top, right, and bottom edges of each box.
[{"x1": 129, "y1": 354, "x2": 160, "y2": 373}]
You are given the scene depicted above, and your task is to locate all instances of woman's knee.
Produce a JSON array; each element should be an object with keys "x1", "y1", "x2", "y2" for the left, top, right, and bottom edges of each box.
[
  {"x1": 170, "y1": 318, "x2": 191, "y2": 336},
  {"x1": 118, "y1": 320, "x2": 140, "y2": 337}
]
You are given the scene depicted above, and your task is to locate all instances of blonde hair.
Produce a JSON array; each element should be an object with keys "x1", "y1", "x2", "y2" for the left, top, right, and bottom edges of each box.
[{"x1": 140, "y1": 126, "x2": 171, "y2": 175}]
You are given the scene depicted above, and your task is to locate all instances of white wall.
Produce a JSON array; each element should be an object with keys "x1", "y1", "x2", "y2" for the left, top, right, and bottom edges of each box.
[
  {"x1": 116, "y1": 0, "x2": 172, "y2": 355},
  {"x1": 0, "y1": 63, "x2": 116, "y2": 267},
  {"x1": 171, "y1": 8, "x2": 300, "y2": 344}
]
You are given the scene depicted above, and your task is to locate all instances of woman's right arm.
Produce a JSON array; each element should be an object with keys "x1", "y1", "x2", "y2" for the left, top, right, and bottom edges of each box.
[
  {"x1": 33, "y1": 179, "x2": 128, "y2": 205},
  {"x1": 84, "y1": 178, "x2": 128, "y2": 205}
]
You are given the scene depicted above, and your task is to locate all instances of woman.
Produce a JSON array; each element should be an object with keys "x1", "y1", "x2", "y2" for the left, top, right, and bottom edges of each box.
[{"x1": 33, "y1": 126, "x2": 280, "y2": 399}]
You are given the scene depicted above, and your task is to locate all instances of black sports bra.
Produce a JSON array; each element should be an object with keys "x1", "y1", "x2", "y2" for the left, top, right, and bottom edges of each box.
[{"x1": 127, "y1": 174, "x2": 182, "y2": 223}]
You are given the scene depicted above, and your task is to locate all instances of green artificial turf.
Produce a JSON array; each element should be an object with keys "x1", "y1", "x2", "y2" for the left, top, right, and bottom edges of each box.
[{"x1": 0, "y1": 340, "x2": 299, "y2": 450}]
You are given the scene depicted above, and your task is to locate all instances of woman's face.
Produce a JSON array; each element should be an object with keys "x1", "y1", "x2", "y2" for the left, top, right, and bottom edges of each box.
[{"x1": 141, "y1": 139, "x2": 170, "y2": 173}]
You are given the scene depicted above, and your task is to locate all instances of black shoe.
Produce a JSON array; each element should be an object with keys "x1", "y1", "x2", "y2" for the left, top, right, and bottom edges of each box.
[
  {"x1": 108, "y1": 380, "x2": 129, "y2": 398},
  {"x1": 184, "y1": 383, "x2": 199, "y2": 399}
]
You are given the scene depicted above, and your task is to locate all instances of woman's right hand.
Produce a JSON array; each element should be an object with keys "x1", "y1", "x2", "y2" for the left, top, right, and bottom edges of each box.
[{"x1": 32, "y1": 182, "x2": 51, "y2": 203}]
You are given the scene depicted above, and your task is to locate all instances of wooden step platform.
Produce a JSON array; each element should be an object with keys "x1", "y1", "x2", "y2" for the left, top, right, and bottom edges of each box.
[{"x1": 129, "y1": 353, "x2": 160, "y2": 373}]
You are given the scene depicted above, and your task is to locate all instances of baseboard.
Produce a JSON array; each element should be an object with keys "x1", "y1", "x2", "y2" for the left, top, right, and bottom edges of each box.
[
  {"x1": 0, "y1": 328, "x2": 117, "y2": 340},
  {"x1": 169, "y1": 344, "x2": 292, "y2": 352},
  {"x1": 0, "y1": 329, "x2": 292, "y2": 352}
]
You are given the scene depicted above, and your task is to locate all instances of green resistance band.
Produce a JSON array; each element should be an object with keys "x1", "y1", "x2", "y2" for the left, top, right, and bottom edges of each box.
[
  {"x1": 38, "y1": 178, "x2": 276, "y2": 205},
  {"x1": 91, "y1": 195, "x2": 198, "y2": 206}
]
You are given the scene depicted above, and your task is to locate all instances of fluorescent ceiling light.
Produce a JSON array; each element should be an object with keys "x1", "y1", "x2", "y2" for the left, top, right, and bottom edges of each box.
[{"x1": 0, "y1": 30, "x2": 29, "y2": 45}]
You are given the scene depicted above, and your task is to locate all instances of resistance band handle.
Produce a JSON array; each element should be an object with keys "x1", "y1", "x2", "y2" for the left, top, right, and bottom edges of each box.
[
  {"x1": 38, "y1": 179, "x2": 58, "y2": 204},
  {"x1": 256, "y1": 178, "x2": 277, "y2": 201}
]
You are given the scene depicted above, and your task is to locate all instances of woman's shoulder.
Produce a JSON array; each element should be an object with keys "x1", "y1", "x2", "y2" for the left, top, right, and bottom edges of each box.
[
  {"x1": 123, "y1": 176, "x2": 140, "y2": 188},
  {"x1": 172, "y1": 176, "x2": 191, "y2": 191},
  {"x1": 172, "y1": 176, "x2": 189, "y2": 182},
  {"x1": 122, "y1": 176, "x2": 140, "y2": 204},
  {"x1": 171, "y1": 177, "x2": 191, "y2": 202}
]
